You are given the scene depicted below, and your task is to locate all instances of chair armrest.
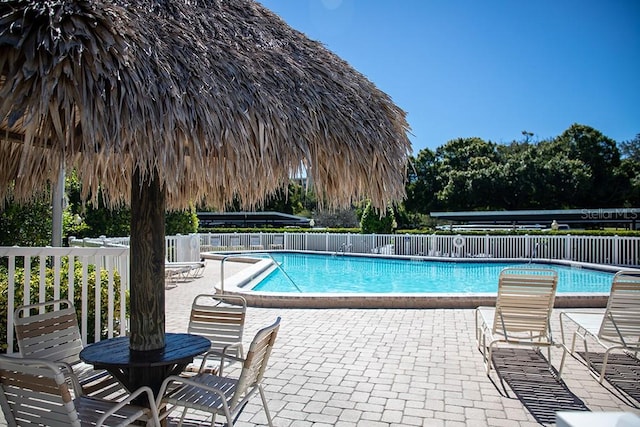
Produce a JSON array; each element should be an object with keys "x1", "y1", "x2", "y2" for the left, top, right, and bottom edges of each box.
[
  {"x1": 199, "y1": 343, "x2": 244, "y2": 375},
  {"x1": 53, "y1": 361, "x2": 84, "y2": 396},
  {"x1": 96, "y1": 386, "x2": 160, "y2": 427},
  {"x1": 496, "y1": 308, "x2": 510, "y2": 341},
  {"x1": 157, "y1": 375, "x2": 230, "y2": 406}
]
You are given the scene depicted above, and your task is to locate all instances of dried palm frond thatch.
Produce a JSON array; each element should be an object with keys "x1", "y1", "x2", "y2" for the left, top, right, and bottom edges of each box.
[
  {"x1": 0, "y1": 0, "x2": 412, "y2": 352},
  {"x1": 0, "y1": 0, "x2": 411, "y2": 211}
]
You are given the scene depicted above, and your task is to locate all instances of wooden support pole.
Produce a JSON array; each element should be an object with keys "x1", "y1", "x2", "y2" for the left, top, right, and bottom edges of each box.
[{"x1": 129, "y1": 168, "x2": 166, "y2": 352}]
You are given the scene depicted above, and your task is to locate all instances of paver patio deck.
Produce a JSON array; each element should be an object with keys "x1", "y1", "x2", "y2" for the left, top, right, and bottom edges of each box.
[
  {"x1": 2, "y1": 259, "x2": 639, "y2": 426},
  {"x1": 162, "y1": 260, "x2": 640, "y2": 426}
]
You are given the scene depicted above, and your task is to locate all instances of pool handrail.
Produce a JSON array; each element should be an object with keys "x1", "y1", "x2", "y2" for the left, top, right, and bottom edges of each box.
[{"x1": 219, "y1": 252, "x2": 302, "y2": 293}]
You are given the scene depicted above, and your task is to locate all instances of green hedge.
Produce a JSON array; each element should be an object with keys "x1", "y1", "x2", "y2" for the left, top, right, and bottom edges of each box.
[
  {"x1": 200, "y1": 226, "x2": 640, "y2": 237},
  {"x1": 414, "y1": 229, "x2": 640, "y2": 237},
  {"x1": 0, "y1": 258, "x2": 128, "y2": 353},
  {"x1": 198, "y1": 227, "x2": 361, "y2": 234}
]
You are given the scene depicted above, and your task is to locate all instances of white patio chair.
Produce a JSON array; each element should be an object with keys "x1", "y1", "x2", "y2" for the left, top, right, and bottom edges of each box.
[
  {"x1": 184, "y1": 294, "x2": 247, "y2": 375},
  {"x1": 249, "y1": 235, "x2": 264, "y2": 250},
  {"x1": 158, "y1": 317, "x2": 281, "y2": 427},
  {"x1": 201, "y1": 235, "x2": 224, "y2": 252},
  {"x1": 476, "y1": 267, "x2": 559, "y2": 375},
  {"x1": 270, "y1": 235, "x2": 284, "y2": 249},
  {"x1": 0, "y1": 355, "x2": 160, "y2": 426},
  {"x1": 558, "y1": 270, "x2": 640, "y2": 382},
  {"x1": 13, "y1": 299, "x2": 123, "y2": 398},
  {"x1": 229, "y1": 235, "x2": 243, "y2": 250}
]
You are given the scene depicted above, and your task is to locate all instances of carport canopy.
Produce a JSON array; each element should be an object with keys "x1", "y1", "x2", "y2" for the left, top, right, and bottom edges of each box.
[{"x1": 430, "y1": 208, "x2": 640, "y2": 230}]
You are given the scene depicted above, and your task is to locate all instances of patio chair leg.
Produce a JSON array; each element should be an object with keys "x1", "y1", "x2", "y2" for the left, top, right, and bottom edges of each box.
[
  {"x1": 258, "y1": 384, "x2": 274, "y2": 427},
  {"x1": 486, "y1": 344, "x2": 495, "y2": 376},
  {"x1": 598, "y1": 350, "x2": 612, "y2": 384},
  {"x1": 557, "y1": 344, "x2": 568, "y2": 378},
  {"x1": 221, "y1": 401, "x2": 234, "y2": 427},
  {"x1": 177, "y1": 406, "x2": 189, "y2": 427}
]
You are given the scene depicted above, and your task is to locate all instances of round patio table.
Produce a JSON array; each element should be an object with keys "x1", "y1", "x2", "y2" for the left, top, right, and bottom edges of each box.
[{"x1": 80, "y1": 333, "x2": 210, "y2": 399}]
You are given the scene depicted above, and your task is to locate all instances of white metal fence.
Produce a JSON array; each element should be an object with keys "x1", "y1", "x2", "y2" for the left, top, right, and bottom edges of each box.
[
  {"x1": 0, "y1": 246, "x2": 129, "y2": 354},
  {"x1": 69, "y1": 234, "x2": 201, "y2": 262},
  {"x1": 3, "y1": 232, "x2": 639, "y2": 353},
  {"x1": 13, "y1": 233, "x2": 635, "y2": 267},
  {"x1": 199, "y1": 232, "x2": 640, "y2": 266}
]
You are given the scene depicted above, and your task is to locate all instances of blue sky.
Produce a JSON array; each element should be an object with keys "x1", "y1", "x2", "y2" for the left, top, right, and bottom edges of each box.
[{"x1": 258, "y1": 0, "x2": 639, "y2": 154}]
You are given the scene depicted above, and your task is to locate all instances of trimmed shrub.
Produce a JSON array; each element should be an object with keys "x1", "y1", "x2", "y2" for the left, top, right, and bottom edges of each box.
[{"x1": 0, "y1": 257, "x2": 128, "y2": 353}]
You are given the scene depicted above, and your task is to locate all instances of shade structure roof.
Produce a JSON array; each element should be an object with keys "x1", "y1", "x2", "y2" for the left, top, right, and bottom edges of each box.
[
  {"x1": 0, "y1": 0, "x2": 412, "y2": 353},
  {"x1": 431, "y1": 208, "x2": 640, "y2": 226},
  {"x1": 0, "y1": 0, "x2": 411, "y2": 211}
]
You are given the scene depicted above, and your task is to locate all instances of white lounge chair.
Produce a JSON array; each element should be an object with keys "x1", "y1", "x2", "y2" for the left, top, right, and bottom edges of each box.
[
  {"x1": 476, "y1": 267, "x2": 559, "y2": 375},
  {"x1": 270, "y1": 235, "x2": 284, "y2": 249},
  {"x1": 0, "y1": 355, "x2": 161, "y2": 426},
  {"x1": 558, "y1": 270, "x2": 640, "y2": 382},
  {"x1": 158, "y1": 318, "x2": 281, "y2": 427},
  {"x1": 184, "y1": 294, "x2": 247, "y2": 375},
  {"x1": 201, "y1": 235, "x2": 225, "y2": 252},
  {"x1": 249, "y1": 235, "x2": 264, "y2": 250},
  {"x1": 229, "y1": 235, "x2": 243, "y2": 250},
  {"x1": 13, "y1": 299, "x2": 123, "y2": 398},
  {"x1": 165, "y1": 260, "x2": 206, "y2": 286}
]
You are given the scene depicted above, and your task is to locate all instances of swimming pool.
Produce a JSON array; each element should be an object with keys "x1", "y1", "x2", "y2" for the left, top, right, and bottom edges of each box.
[
  {"x1": 206, "y1": 251, "x2": 621, "y2": 308},
  {"x1": 252, "y1": 253, "x2": 615, "y2": 294}
]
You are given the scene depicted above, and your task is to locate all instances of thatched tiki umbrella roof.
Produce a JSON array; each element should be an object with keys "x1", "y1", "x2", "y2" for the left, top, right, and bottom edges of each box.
[{"x1": 0, "y1": 0, "x2": 411, "y2": 352}]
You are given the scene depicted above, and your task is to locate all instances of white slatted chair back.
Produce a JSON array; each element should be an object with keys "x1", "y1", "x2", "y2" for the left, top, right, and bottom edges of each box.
[
  {"x1": 13, "y1": 299, "x2": 122, "y2": 397},
  {"x1": 229, "y1": 235, "x2": 242, "y2": 248},
  {"x1": 598, "y1": 270, "x2": 640, "y2": 348},
  {"x1": 0, "y1": 356, "x2": 82, "y2": 427},
  {"x1": 271, "y1": 235, "x2": 284, "y2": 249},
  {"x1": 14, "y1": 299, "x2": 83, "y2": 365},
  {"x1": 0, "y1": 356, "x2": 160, "y2": 427},
  {"x1": 492, "y1": 268, "x2": 558, "y2": 341},
  {"x1": 188, "y1": 294, "x2": 247, "y2": 358},
  {"x1": 229, "y1": 317, "x2": 280, "y2": 410}
]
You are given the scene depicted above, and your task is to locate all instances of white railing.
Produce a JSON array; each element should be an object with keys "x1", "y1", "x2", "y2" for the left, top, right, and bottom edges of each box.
[
  {"x1": 0, "y1": 246, "x2": 129, "y2": 354},
  {"x1": 199, "y1": 232, "x2": 639, "y2": 266},
  {"x1": 69, "y1": 233, "x2": 201, "y2": 262},
  {"x1": 3, "y1": 232, "x2": 638, "y2": 353}
]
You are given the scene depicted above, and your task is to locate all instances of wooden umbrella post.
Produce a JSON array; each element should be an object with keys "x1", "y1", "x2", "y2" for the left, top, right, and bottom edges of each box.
[{"x1": 130, "y1": 167, "x2": 166, "y2": 352}]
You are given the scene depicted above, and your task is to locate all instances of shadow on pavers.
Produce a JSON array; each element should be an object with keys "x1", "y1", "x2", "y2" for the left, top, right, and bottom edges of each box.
[
  {"x1": 576, "y1": 351, "x2": 640, "y2": 408},
  {"x1": 491, "y1": 348, "x2": 589, "y2": 425}
]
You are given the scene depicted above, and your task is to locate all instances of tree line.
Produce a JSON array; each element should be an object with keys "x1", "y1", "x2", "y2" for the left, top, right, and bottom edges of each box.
[
  {"x1": 272, "y1": 123, "x2": 640, "y2": 229},
  {"x1": 403, "y1": 124, "x2": 639, "y2": 223},
  {"x1": 1, "y1": 123, "x2": 639, "y2": 244}
]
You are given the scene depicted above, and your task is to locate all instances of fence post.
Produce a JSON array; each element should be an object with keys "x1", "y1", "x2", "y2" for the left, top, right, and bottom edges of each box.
[
  {"x1": 484, "y1": 234, "x2": 490, "y2": 257},
  {"x1": 613, "y1": 235, "x2": 619, "y2": 265}
]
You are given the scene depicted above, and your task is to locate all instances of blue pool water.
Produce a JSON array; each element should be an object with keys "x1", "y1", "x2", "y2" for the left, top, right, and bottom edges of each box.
[{"x1": 252, "y1": 253, "x2": 615, "y2": 294}]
